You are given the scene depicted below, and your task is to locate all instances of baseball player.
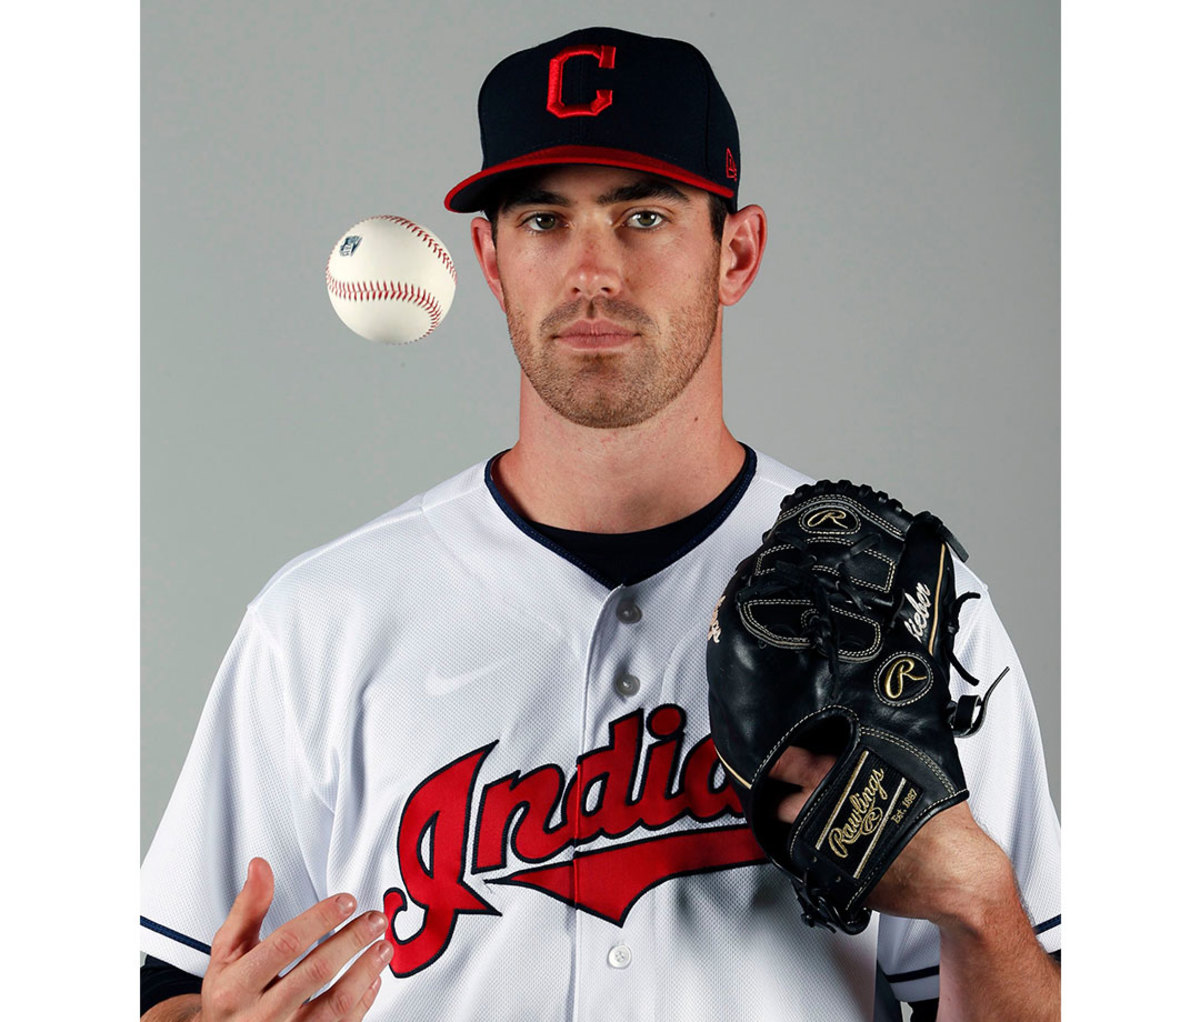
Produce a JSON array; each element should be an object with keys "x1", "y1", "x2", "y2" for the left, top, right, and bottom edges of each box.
[{"x1": 141, "y1": 27, "x2": 1061, "y2": 1022}]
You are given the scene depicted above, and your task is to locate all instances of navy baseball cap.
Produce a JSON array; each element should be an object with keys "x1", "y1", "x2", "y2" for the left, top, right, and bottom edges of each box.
[{"x1": 444, "y1": 27, "x2": 740, "y2": 213}]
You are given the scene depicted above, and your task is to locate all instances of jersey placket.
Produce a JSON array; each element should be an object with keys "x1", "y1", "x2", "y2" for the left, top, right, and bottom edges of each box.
[{"x1": 573, "y1": 584, "x2": 659, "y2": 1021}]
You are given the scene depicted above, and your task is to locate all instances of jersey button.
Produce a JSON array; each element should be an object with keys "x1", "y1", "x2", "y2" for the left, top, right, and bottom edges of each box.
[
  {"x1": 616, "y1": 598, "x2": 642, "y2": 623},
  {"x1": 614, "y1": 673, "x2": 640, "y2": 697},
  {"x1": 607, "y1": 944, "x2": 632, "y2": 969}
]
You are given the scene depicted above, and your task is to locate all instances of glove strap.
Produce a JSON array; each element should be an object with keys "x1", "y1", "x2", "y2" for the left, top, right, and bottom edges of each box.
[
  {"x1": 948, "y1": 666, "x2": 1009, "y2": 736},
  {"x1": 945, "y1": 591, "x2": 982, "y2": 686}
]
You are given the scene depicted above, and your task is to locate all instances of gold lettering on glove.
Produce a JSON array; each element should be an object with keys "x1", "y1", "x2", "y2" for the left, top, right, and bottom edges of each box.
[
  {"x1": 804, "y1": 508, "x2": 851, "y2": 529},
  {"x1": 891, "y1": 786, "x2": 918, "y2": 824},
  {"x1": 826, "y1": 768, "x2": 887, "y2": 859},
  {"x1": 882, "y1": 657, "x2": 927, "y2": 700}
]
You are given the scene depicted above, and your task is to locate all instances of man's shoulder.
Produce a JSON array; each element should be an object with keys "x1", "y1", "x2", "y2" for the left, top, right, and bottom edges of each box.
[
  {"x1": 747, "y1": 450, "x2": 816, "y2": 496},
  {"x1": 248, "y1": 458, "x2": 493, "y2": 614},
  {"x1": 709, "y1": 449, "x2": 816, "y2": 544}
]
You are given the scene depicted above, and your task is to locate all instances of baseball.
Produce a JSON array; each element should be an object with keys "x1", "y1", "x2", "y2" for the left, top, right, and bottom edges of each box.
[{"x1": 325, "y1": 215, "x2": 456, "y2": 344}]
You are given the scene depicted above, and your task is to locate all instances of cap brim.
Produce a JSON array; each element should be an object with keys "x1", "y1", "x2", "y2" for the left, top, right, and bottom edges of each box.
[{"x1": 444, "y1": 145, "x2": 735, "y2": 212}]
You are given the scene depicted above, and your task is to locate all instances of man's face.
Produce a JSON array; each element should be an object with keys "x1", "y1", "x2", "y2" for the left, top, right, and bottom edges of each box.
[{"x1": 480, "y1": 165, "x2": 724, "y2": 430}]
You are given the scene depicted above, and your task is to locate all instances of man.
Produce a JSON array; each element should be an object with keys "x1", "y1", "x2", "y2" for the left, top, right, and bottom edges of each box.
[{"x1": 142, "y1": 27, "x2": 1060, "y2": 1021}]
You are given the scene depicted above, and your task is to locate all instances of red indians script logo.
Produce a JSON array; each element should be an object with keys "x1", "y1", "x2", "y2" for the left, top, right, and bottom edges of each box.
[{"x1": 381, "y1": 705, "x2": 765, "y2": 975}]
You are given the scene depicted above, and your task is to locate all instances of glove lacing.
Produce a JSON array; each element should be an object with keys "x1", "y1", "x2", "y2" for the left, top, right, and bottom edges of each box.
[
  {"x1": 743, "y1": 535, "x2": 1008, "y2": 736},
  {"x1": 737, "y1": 533, "x2": 880, "y2": 661}
]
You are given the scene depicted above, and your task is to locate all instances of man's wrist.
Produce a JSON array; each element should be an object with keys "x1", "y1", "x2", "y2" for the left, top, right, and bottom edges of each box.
[{"x1": 926, "y1": 835, "x2": 1017, "y2": 937}]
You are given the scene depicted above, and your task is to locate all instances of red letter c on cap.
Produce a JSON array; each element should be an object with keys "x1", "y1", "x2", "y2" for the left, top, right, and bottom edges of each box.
[{"x1": 546, "y1": 44, "x2": 617, "y2": 118}]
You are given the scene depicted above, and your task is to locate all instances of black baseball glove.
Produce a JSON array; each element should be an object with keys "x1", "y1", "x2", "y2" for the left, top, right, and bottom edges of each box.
[{"x1": 705, "y1": 480, "x2": 1005, "y2": 934}]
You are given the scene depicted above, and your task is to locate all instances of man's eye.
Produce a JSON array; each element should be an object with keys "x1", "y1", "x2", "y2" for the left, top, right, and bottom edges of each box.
[
  {"x1": 524, "y1": 213, "x2": 559, "y2": 231},
  {"x1": 626, "y1": 211, "x2": 664, "y2": 229}
]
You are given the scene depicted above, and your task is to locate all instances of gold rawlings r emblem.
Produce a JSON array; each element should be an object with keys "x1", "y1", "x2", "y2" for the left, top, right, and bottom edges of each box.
[
  {"x1": 804, "y1": 508, "x2": 851, "y2": 529},
  {"x1": 875, "y1": 652, "x2": 933, "y2": 704},
  {"x1": 883, "y1": 658, "x2": 926, "y2": 699}
]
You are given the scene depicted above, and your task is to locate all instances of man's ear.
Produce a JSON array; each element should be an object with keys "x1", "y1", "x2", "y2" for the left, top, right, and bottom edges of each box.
[
  {"x1": 718, "y1": 204, "x2": 767, "y2": 307},
  {"x1": 471, "y1": 216, "x2": 506, "y2": 310}
]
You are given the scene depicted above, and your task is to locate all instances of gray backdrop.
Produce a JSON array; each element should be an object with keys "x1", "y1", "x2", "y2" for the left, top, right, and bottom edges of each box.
[{"x1": 142, "y1": 0, "x2": 1059, "y2": 856}]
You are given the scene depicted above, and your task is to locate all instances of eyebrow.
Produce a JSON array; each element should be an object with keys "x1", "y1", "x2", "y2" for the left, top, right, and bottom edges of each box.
[
  {"x1": 499, "y1": 176, "x2": 690, "y2": 213},
  {"x1": 596, "y1": 179, "x2": 690, "y2": 205}
]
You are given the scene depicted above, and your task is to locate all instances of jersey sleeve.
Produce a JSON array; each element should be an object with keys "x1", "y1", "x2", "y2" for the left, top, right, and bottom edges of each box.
[
  {"x1": 876, "y1": 566, "x2": 1061, "y2": 1004},
  {"x1": 140, "y1": 607, "x2": 333, "y2": 976}
]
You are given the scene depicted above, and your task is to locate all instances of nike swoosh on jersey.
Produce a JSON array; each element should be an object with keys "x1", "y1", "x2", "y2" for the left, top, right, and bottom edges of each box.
[{"x1": 424, "y1": 662, "x2": 510, "y2": 695}]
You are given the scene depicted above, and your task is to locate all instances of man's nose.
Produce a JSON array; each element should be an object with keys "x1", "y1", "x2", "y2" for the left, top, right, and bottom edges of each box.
[{"x1": 565, "y1": 224, "x2": 622, "y2": 300}]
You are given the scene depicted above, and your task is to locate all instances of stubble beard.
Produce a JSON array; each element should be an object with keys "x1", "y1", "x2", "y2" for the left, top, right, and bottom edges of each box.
[{"x1": 502, "y1": 257, "x2": 722, "y2": 431}]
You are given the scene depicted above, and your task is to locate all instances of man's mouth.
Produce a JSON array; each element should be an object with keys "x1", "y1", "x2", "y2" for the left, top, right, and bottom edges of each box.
[{"x1": 554, "y1": 320, "x2": 638, "y2": 350}]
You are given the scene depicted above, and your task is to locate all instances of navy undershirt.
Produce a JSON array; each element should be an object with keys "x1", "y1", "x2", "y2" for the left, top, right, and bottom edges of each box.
[{"x1": 519, "y1": 443, "x2": 754, "y2": 587}]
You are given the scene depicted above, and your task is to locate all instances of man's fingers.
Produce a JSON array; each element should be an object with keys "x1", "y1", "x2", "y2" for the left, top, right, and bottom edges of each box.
[
  {"x1": 257, "y1": 908, "x2": 388, "y2": 1017},
  {"x1": 303, "y1": 938, "x2": 391, "y2": 1022},
  {"x1": 209, "y1": 857, "x2": 275, "y2": 967},
  {"x1": 774, "y1": 788, "x2": 811, "y2": 824},
  {"x1": 200, "y1": 859, "x2": 391, "y2": 1016},
  {"x1": 768, "y1": 746, "x2": 838, "y2": 823},
  {"x1": 233, "y1": 891, "x2": 361, "y2": 994},
  {"x1": 356, "y1": 975, "x2": 384, "y2": 1021},
  {"x1": 769, "y1": 745, "x2": 838, "y2": 787}
]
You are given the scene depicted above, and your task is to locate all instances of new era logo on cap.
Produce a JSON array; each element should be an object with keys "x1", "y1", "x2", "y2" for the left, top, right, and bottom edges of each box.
[{"x1": 445, "y1": 27, "x2": 741, "y2": 212}]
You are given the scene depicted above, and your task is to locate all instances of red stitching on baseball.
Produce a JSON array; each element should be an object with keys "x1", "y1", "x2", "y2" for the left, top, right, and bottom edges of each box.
[
  {"x1": 325, "y1": 267, "x2": 444, "y2": 338},
  {"x1": 367, "y1": 215, "x2": 457, "y2": 283}
]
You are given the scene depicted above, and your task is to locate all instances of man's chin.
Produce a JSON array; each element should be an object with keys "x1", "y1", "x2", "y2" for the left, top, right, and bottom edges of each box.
[
  {"x1": 539, "y1": 385, "x2": 660, "y2": 430},
  {"x1": 549, "y1": 401, "x2": 655, "y2": 431}
]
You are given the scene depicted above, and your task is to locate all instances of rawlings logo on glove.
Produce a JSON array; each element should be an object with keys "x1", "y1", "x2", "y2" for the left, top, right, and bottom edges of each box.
[{"x1": 705, "y1": 480, "x2": 1007, "y2": 934}]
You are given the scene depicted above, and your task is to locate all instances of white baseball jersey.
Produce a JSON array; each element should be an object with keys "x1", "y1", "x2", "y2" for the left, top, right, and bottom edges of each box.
[{"x1": 141, "y1": 450, "x2": 1061, "y2": 1019}]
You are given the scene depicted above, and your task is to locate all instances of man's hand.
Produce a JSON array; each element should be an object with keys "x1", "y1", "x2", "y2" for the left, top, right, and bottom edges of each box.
[
  {"x1": 766, "y1": 747, "x2": 1004, "y2": 923},
  {"x1": 767, "y1": 748, "x2": 1060, "y2": 1022},
  {"x1": 143, "y1": 858, "x2": 392, "y2": 1022},
  {"x1": 765, "y1": 746, "x2": 836, "y2": 828}
]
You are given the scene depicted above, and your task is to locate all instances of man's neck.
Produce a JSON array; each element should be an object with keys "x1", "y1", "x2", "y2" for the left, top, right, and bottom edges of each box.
[{"x1": 493, "y1": 361, "x2": 745, "y2": 534}]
